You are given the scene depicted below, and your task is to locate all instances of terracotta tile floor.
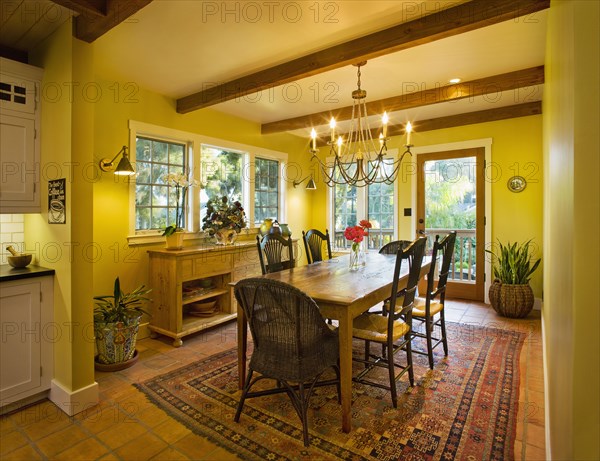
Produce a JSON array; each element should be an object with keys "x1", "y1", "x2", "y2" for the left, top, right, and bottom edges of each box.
[{"x1": 0, "y1": 301, "x2": 546, "y2": 460}]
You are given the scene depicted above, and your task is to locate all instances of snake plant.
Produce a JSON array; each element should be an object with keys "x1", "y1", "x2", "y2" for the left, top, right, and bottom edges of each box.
[{"x1": 485, "y1": 240, "x2": 541, "y2": 285}]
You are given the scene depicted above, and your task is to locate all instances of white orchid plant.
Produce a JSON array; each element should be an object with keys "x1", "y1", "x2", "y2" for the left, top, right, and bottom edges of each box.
[{"x1": 162, "y1": 171, "x2": 200, "y2": 236}]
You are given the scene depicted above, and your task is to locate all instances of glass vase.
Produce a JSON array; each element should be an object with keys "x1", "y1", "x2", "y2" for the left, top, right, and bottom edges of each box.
[{"x1": 349, "y1": 242, "x2": 363, "y2": 271}]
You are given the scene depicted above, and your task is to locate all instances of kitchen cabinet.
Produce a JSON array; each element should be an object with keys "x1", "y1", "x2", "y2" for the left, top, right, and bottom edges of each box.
[
  {"x1": 0, "y1": 267, "x2": 54, "y2": 412},
  {"x1": 147, "y1": 241, "x2": 264, "y2": 347},
  {"x1": 0, "y1": 58, "x2": 43, "y2": 213}
]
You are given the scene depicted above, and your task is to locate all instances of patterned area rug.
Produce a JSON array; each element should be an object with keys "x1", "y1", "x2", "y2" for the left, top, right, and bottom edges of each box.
[{"x1": 135, "y1": 322, "x2": 524, "y2": 460}]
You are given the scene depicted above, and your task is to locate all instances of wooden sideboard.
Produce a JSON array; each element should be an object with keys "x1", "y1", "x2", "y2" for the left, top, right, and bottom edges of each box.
[{"x1": 147, "y1": 241, "x2": 268, "y2": 346}]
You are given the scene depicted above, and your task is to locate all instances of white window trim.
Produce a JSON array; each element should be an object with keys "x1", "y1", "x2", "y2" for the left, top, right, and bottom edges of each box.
[
  {"x1": 127, "y1": 120, "x2": 288, "y2": 246},
  {"x1": 326, "y1": 149, "x2": 400, "y2": 248}
]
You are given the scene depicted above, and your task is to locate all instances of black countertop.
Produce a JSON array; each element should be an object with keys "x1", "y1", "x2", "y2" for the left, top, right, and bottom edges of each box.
[{"x1": 0, "y1": 264, "x2": 55, "y2": 282}]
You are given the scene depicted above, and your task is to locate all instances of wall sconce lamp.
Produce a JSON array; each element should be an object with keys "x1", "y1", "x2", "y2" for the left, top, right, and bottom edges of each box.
[
  {"x1": 99, "y1": 146, "x2": 135, "y2": 176},
  {"x1": 293, "y1": 176, "x2": 317, "y2": 190}
]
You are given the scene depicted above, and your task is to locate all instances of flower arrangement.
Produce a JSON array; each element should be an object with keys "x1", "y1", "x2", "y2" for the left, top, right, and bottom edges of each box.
[
  {"x1": 344, "y1": 219, "x2": 372, "y2": 252},
  {"x1": 202, "y1": 196, "x2": 247, "y2": 235},
  {"x1": 163, "y1": 171, "x2": 199, "y2": 236}
]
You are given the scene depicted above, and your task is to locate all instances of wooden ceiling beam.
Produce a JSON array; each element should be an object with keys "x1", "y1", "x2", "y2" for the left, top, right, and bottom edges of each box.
[
  {"x1": 176, "y1": 0, "x2": 550, "y2": 114},
  {"x1": 312, "y1": 101, "x2": 542, "y2": 148},
  {"x1": 263, "y1": 66, "x2": 544, "y2": 134},
  {"x1": 50, "y1": 0, "x2": 107, "y2": 18},
  {"x1": 50, "y1": 0, "x2": 153, "y2": 43}
]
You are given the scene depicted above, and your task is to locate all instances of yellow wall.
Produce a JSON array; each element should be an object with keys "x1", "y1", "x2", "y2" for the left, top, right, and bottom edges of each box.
[
  {"x1": 544, "y1": 1, "x2": 600, "y2": 459},
  {"x1": 90, "y1": 82, "x2": 311, "y2": 296},
  {"x1": 27, "y1": 22, "x2": 79, "y2": 391},
  {"x1": 309, "y1": 116, "x2": 544, "y2": 297}
]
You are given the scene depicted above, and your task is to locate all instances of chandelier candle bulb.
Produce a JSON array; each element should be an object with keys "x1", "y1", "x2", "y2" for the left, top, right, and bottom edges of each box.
[
  {"x1": 310, "y1": 128, "x2": 317, "y2": 151},
  {"x1": 382, "y1": 111, "x2": 388, "y2": 138},
  {"x1": 306, "y1": 62, "x2": 415, "y2": 187}
]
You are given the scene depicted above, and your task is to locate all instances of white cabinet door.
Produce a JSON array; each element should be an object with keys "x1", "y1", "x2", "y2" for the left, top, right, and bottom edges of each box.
[
  {"x1": 0, "y1": 58, "x2": 42, "y2": 214},
  {"x1": 0, "y1": 281, "x2": 42, "y2": 401},
  {"x1": 0, "y1": 113, "x2": 36, "y2": 203}
]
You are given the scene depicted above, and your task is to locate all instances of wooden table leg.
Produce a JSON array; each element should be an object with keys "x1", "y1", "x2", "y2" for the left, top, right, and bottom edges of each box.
[
  {"x1": 338, "y1": 311, "x2": 353, "y2": 433},
  {"x1": 237, "y1": 308, "x2": 247, "y2": 389}
]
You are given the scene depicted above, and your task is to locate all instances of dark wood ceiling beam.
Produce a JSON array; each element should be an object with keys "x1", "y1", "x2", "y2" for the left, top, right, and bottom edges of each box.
[
  {"x1": 54, "y1": 0, "x2": 153, "y2": 43},
  {"x1": 177, "y1": 0, "x2": 550, "y2": 114},
  {"x1": 263, "y1": 66, "x2": 544, "y2": 134},
  {"x1": 50, "y1": 0, "x2": 107, "y2": 18},
  {"x1": 312, "y1": 101, "x2": 542, "y2": 148}
]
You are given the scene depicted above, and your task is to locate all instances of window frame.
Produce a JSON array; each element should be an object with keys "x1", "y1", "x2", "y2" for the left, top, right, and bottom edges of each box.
[
  {"x1": 127, "y1": 120, "x2": 288, "y2": 246},
  {"x1": 134, "y1": 136, "x2": 193, "y2": 234},
  {"x1": 326, "y1": 149, "x2": 399, "y2": 250}
]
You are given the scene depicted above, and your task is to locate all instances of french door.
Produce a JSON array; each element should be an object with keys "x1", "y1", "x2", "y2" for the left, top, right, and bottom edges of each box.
[{"x1": 416, "y1": 148, "x2": 485, "y2": 301}]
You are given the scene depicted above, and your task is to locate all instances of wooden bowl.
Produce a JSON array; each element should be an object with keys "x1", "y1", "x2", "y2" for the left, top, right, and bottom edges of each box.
[
  {"x1": 188, "y1": 300, "x2": 217, "y2": 315},
  {"x1": 7, "y1": 254, "x2": 32, "y2": 268}
]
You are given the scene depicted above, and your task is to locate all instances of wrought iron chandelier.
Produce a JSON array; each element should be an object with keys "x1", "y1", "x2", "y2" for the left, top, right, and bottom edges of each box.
[{"x1": 309, "y1": 62, "x2": 413, "y2": 187}]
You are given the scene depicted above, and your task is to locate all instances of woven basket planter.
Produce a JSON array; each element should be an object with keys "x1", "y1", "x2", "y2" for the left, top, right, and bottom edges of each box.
[{"x1": 489, "y1": 279, "x2": 534, "y2": 318}]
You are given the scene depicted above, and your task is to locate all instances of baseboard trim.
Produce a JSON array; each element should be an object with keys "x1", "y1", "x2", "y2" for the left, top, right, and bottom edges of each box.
[{"x1": 49, "y1": 380, "x2": 99, "y2": 416}]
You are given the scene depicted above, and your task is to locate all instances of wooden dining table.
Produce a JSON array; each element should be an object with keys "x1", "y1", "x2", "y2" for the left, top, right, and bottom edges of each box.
[{"x1": 234, "y1": 251, "x2": 431, "y2": 433}]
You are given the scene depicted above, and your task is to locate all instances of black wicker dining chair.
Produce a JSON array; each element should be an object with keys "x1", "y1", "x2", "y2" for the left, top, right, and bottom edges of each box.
[
  {"x1": 233, "y1": 278, "x2": 341, "y2": 447},
  {"x1": 256, "y1": 233, "x2": 295, "y2": 274},
  {"x1": 351, "y1": 237, "x2": 427, "y2": 408},
  {"x1": 411, "y1": 231, "x2": 457, "y2": 369},
  {"x1": 302, "y1": 229, "x2": 333, "y2": 264}
]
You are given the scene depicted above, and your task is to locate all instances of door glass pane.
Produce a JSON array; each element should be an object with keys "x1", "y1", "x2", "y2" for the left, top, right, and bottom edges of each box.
[{"x1": 424, "y1": 156, "x2": 476, "y2": 282}]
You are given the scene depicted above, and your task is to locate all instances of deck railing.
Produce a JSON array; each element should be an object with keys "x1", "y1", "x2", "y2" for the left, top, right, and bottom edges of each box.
[
  {"x1": 333, "y1": 228, "x2": 477, "y2": 282},
  {"x1": 425, "y1": 228, "x2": 477, "y2": 282}
]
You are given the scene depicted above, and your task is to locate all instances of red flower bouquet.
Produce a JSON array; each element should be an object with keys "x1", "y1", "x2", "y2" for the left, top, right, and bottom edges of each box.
[{"x1": 344, "y1": 220, "x2": 372, "y2": 269}]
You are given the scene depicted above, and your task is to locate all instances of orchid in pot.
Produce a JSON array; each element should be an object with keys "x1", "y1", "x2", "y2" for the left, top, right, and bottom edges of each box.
[
  {"x1": 344, "y1": 219, "x2": 372, "y2": 270},
  {"x1": 162, "y1": 171, "x2": 199, "y2": 249}
]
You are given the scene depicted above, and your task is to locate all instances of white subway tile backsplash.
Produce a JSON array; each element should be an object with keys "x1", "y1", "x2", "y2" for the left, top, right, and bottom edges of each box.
[
  {"x1": 0, "y1": 222, "x2": 24, "y2": 233},
  {"x1": 0, "y1": 214, "x2": 26, "y2": 263}
]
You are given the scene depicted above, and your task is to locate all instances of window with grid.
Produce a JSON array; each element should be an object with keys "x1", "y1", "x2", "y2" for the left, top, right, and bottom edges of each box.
[
  {"x1": 200, "y1": 145, "x2": 244, "y2": 223},
  {"x1": 330, "y1": 159, "x2": 397, "y2": 249},
  {"x1": 135, "y1": 137, "x2": 188, "y2": 231},
  {"x1": 254, "y1": 157, "x2": 279, "y2": 223}
]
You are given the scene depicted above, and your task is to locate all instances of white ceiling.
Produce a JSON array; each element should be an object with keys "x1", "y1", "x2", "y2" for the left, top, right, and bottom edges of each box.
[{"x1": 2, "y1": 1, "x2": 547, "y2": 134}]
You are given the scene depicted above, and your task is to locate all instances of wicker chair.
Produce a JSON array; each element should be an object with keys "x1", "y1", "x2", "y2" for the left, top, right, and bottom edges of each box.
[
  {"x1": 352, "y1": 237, "x2": 427, "y2": 408},
  {"x1": 412, "y1": 231, "x2": 457, "y2": 369},
  {"x1": 302, "y1": 229, "x2": 332, "y2": 264},
  {"x1": 233, "y1": 278, "x2": 340, "y2": 446},
  {"x1": 256, "y1": 234, "x2": 295, "y2": 275}
]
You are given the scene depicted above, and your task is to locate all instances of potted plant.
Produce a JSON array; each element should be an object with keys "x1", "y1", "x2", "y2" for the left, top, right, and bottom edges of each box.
[
  {"x1": 163, "y1": 171, "x2": 199, "y2": 250},
  {"x1": 93, "y1": 277, "x2": 151, "y2": 370},
  {"x1": 202, "y1": 196, "x2": 247, "y2": 245},
  {"x1": 486, "y1": 239, "x2": 541, "y2": 318}
]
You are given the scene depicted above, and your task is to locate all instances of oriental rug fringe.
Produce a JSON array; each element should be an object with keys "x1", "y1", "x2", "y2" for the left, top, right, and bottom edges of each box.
[{"x1": 135, "y1": 322, "x2": 525, "y2": 460}]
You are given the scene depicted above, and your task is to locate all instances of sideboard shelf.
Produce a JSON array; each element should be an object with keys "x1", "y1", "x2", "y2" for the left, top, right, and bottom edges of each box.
[{"x1": 147, "y1": 241, "x2": 261, "y2": 347}]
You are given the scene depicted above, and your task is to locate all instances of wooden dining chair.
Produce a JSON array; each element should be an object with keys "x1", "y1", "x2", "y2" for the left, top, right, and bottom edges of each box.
[
  {"x1": 233, "y1": 278, "x2": 340, "y2": 446},
  {"x1": 302, "y1": 229, "x2": 333, "y2": 264},
  {"x1": 378, "y1": 239, "x2": 412, "y2": 255},
  {"x1": 412, "y1": 231, "x2": 457, "y2": 369},
  {"x1": 351, "y1": 237, "x2": 427, "y2": 408},
  {"x1": 256, "y1": 234, "x2": 295, "y2": 275}
]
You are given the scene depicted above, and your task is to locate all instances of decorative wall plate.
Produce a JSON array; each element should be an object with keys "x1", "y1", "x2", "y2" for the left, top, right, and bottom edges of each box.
[{"x1": 508, "y1": 175, "x2": 527, "y2": 193}]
